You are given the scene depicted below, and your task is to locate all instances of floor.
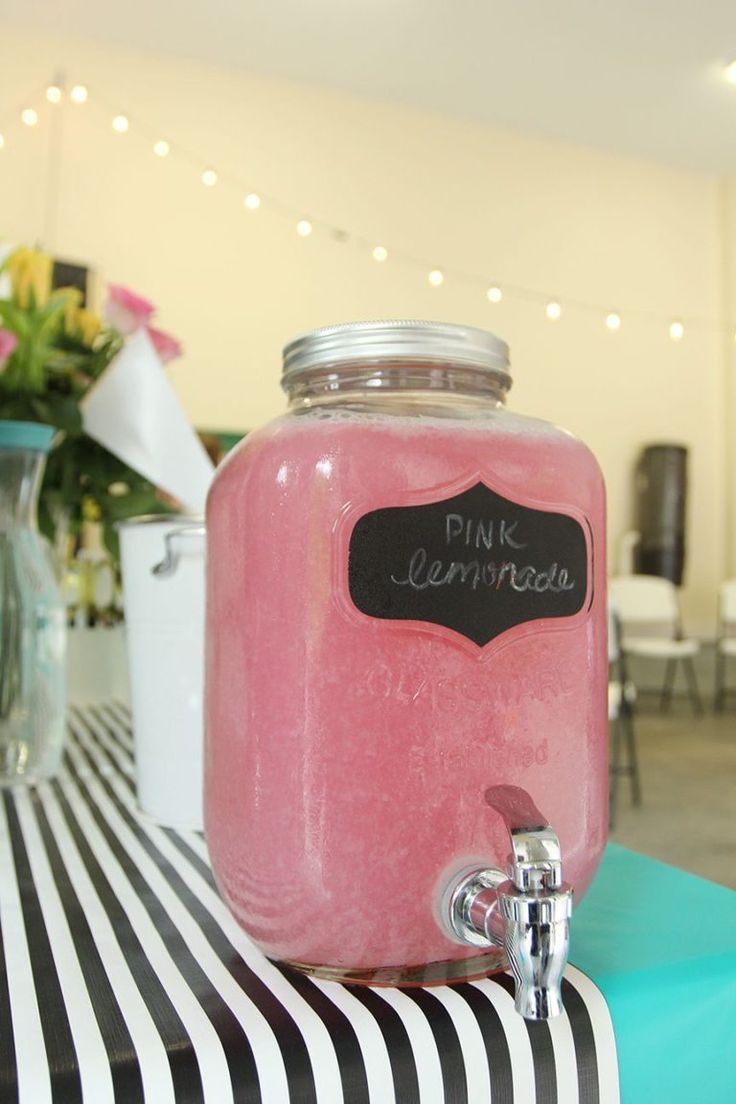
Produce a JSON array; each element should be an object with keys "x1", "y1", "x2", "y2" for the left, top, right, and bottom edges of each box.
[{"x1": 609, "y1": 652, "x2": 736, "y2": 890}]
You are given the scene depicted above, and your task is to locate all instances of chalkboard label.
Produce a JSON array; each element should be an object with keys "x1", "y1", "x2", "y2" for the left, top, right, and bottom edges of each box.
[{"x1": 348, "y1": 482, "x2": 589, "y2": 647}]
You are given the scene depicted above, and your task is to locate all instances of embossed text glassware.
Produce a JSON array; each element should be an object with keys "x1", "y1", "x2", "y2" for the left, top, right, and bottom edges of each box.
[
  {"x1": 0, "y1": 421, "x2": 66, "y2": 784},
  {"x1": 205, "y1": 321, "x2": 607, "y2": 993}
]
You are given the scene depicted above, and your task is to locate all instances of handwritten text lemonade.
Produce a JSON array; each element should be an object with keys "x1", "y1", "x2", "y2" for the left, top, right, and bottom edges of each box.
[{"x1": 390, "y1": 512, "x2": 578, "y2": 594}]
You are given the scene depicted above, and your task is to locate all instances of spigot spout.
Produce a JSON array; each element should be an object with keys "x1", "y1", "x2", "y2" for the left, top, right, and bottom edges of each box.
[{"x1": 445, "y1": 786, "x2": 573, "y2": 1021}]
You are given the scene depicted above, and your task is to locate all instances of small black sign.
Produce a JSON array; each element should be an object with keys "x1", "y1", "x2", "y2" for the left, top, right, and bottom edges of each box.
[{"x1": 348, "y1": 482, "x2": 589, "y2": 647}]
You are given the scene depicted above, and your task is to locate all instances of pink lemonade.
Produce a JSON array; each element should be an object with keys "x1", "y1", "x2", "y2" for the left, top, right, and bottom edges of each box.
[{"x1": 205, "y1": 324, "x2": 607, "y2": 984}]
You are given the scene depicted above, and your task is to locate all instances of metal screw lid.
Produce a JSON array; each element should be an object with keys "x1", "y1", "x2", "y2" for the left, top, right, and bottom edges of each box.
[{"x1": 282, "y1": 320, "x2": 511, "y2": 385}]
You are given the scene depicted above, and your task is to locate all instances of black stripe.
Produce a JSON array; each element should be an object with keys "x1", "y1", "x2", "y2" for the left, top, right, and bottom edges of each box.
[
  {"x1": 68, "y1": 715, "x2": 319, "y2": 1104},
  {"x1": 30, "y1": 788, "x2": 145, "y2": 1103},
  {"x1": 50, "y1": 773, "x2": 205, "y2": 1104},
  {"x1": 345, "y1": 986, "x2": 421, "y2": 1104},
  {"x1": 274, "y1": 965, "x2": 370, "y2": 1104},
  {"x1": 2, "y1": 792, "x2": 83, "y2": 1104},
  {"x1": 0, "y1": 880, "x2": 19, "y2": 1104},
  {"x1": 69, "y1": 706, "x2": 135, "y2": 792},
  {"x1": 454, "y1": 982, "x2": 514, "y2": 1103},
  {"x1": 495, "y1": 973, "x2": 557, "y2": 1104},
  {"x1": 561, "y1": 978, "x2": 600, "y2": 1104},
  {"x1": 88, "y1": 704, "x2": 135, "y2": 763},
  {"x1": 404, "y1": 987, "x2": 468, "y2": 1104},
  {"x1": 61, "y1": 737, "x2": 260, "y2": 1104},
  {"x1": 162, "y1": 830, "x2": 216, "y2": 889}
]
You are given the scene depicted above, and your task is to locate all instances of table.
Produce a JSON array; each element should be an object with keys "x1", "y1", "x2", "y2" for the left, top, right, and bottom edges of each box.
[{"x1": 1, "y1": 703, "x2": 732, "y2": 1103}]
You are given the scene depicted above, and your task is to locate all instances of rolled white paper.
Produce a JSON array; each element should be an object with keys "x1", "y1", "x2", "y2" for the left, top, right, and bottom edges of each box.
[{"x1": 81, "y1": 328, "x2": 214, "y2": 513}]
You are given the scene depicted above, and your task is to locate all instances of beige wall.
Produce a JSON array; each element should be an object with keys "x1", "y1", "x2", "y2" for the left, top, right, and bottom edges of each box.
[{"x1": 0, "y1": 27, "x2": 730, "y2": 632}]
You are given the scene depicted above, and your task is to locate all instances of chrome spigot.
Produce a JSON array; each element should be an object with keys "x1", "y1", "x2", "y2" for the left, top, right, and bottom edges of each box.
[{"x1": 445, "y1": 785, "x2": 573, "y2": 1020}]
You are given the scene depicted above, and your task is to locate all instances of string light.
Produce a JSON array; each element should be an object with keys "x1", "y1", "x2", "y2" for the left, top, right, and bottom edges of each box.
[
  {"x1": 724, "y1": 61, "x2": 736, "y2": 84},
  {"x1": 1, "y1": 74, "x2": 720, "y2": 344}
]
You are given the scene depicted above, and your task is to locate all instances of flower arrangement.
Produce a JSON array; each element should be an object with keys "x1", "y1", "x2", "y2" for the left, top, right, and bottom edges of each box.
[{"x1": 0, "y1": 247, "x2": 183, "y2": 561}]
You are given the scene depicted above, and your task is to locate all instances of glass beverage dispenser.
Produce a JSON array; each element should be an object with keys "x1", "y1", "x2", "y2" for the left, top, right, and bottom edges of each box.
[{"x1": 205, "y1": 322, "x2": 607, "y2": 1018}]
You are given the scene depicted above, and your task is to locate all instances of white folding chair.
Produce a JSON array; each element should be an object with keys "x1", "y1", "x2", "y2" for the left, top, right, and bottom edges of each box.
[
  {"x1": 714, "y1": 580, "x2": 736, "y2": 711},
  {"x1": 608, "y1": 602, "x2": 641, "y2": 827},
  {"x1": 608, "y1": 575, "x2": 702, "y2": 715}
]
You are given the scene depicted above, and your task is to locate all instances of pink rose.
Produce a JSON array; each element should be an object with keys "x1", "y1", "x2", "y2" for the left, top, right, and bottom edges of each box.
[
  {"x1": 0, "y1": 328, "x2": 18, "y2": 371},
  {"x1": 147, "y1": 325, "x2": 183, "y2": 364},
  {"x1": 105, "y1": 283, "x2": 156, "y2": 335}
]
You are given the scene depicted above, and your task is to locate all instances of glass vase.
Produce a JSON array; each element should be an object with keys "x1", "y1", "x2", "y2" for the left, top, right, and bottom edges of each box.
[{"x1": 0, "y1": 421, "x2": 66, "y2": 783}]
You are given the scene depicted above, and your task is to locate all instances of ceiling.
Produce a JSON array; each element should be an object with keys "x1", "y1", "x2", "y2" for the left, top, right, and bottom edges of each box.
[{"x1": 4, "y1": 0, "x2": 736, "y2": 172}]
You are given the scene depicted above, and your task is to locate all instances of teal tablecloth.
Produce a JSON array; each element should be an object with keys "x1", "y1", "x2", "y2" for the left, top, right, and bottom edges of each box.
[{"x1": 572, "y1": 844, "x2": 736, "y2": 1104}]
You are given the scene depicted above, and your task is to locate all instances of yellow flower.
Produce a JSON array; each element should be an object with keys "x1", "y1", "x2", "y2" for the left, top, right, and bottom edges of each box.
[
  {"x1": 58, "y1": 286, "x2": 83, "y2": 331},
  {"x1": 81, "y1": 495, "x2": 102, "y2": 522},
  {"x1": 76, "y1": 308, "x2": 101, "y2": 347},
  {"x1": 6, "y1": 247, "x2": 53, "y2": 309}
]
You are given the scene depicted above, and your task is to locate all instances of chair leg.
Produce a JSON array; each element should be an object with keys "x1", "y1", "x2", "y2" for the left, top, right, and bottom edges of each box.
[
  {"x1": 609, "y1": 718, "x2": 621, "y2": 830},
  {"x1": 660, "y1": 658, "x2": 677, "y2": 712},
  {"x1": 623, "y1": 705, "x2": 642, "y2": 806},
  {"x1": 684, "y1": 656, "x2": 703, "y2": 717},
  {"x1": 714, "y1": 648, "x2": 725, "y2": 712}
]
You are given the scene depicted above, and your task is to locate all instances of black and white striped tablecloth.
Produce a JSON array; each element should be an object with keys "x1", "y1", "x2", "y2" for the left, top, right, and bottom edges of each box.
[{"x1": 0, "y1": 703, "x2": 620, "y2": 1103}]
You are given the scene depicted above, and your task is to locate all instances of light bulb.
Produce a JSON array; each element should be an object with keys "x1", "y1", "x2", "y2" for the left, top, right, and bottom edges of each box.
[
  {"x1": 606, "y1": 312, "x2": 621, "y2": 331},
  {"x1": 153, "y1": 139, "x2": 170, "y2": 157},
  {"x1": 202, "y1": 168, "x2": 218, "y2": 187},
  {"x1": 0, "y1": 135, "x2": 5, "y2": 150},
  {"x1": 546, "y1": 300, "x2": 562, "y2": 320},
  {"x1": 428, "y1": 269, "x2": 444, "y2": 287},
  {"x1": 70, "y1": 85, "x2": 88, "y2": 104},
  {"x1": 372, "y1": 245, "x2": 388, "y2": 262},
  {"x1": 724, "y1": 61, "x2": 736, "y2": 84},
  {"x1": 486, "y1": 285, "x2": 502, "y2": 303},
  {"x1": 45, "y1": 85, "x2": 62, "y2": 104},
  {"x1": 244, "y1": 193, "x2": 261, "y2": 209},
  {"x1": 296, "y1": 219, "x2": 313, "y2": 237},
  {"x1": 669, "y1": 320, "x2": 684, "y2": 341},
  {"x1": 21, "y1": 108, "x2": 38, "y2": 127},
  {"x1": 112, "y1": 115, "x2": 129, "y2": 133}
]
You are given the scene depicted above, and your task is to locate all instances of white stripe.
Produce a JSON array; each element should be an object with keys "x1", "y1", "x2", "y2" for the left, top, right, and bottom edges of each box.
[
  {"x1": 546, "y1": 999, "x2": 579, "y2": 1104},
  {"x1": 66, "y1": 721, "x2": 292, "y2": 1103},
  {"x1": 41, "y1": 778, "x2": 176, "y2": 1104},
  {"x1": 0, "y1": 796, "x2": 52, "y2": 1104},
  {"x1": 62, "y1": 732, "x2": 236, "y2": 1104},
  {"x1": 308, "y1": 978, "x2": 397, "y2": 1104},
  {"x1": 97, "y1": 702, "x2": 134, "y2": 751},
  {"x1": 472, "y1": 977, "x2": 536, "y2": 1104},
  {"x1": 369, "y1": 988, "x2": 444, "y2": 1104},
  {"x1": 428, "y1": 984, "x2": 492, "y2": 1103},
  {"x1": 13, "y1": 789, "x2": 115, "y2": 1104},
  {"x1": 71, "y1": 711, "x2": 349, "y2": 1104},
  {"x1": 174, "y1": 826, "x2": 210, "y2": 864},
  {"x1": 73, "y1": 707, "x2": 135, "y2": 777},
  {"x1": 566, "y1": 965, "x2": 621, "y2": 1104}
]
